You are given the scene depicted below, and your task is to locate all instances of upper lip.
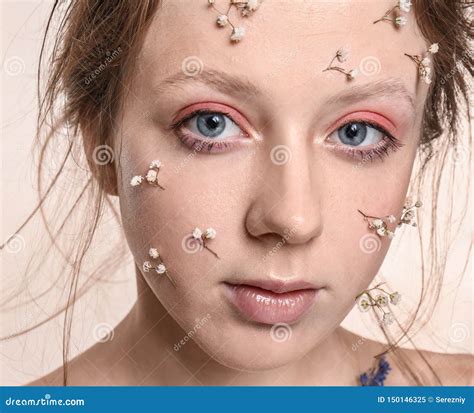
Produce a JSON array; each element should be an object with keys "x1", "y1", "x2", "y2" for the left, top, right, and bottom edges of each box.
[{"x1": 225, "y1": 279, "x2": 319, "y2": 294}]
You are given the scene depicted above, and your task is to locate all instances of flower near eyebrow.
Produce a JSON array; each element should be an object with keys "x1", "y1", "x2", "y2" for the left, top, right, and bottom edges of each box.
[
  {"x1": 323, "y1": 48, "x2": 358, "y2": 81},
  {"x1": 404, "y1": 44, "x2": 439, "y2": 85},
  {"x1": 355, "y1": 282, "x2": 401, "y2": 326},
  {"x1": 207, "y1": 0, "x2": 260, "y2": 43},
  {"x1": 373, "y1": 0, "x2": 412, "y2": 27}
]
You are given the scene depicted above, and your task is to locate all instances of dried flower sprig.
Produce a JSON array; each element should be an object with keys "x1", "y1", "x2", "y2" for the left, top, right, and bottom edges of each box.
[
  {"x1": 192, "y1": 227, "x2": 220, "y2": 258},
  {"x1": 322, "y1": 48, "x2": 358, "y2": 80},
  {"x1": 359, "y1": 356, "x2": 392, "y2": 386},
  {"x1": 130, "y1": 159, "x2": 165, "y2": 190},
  {"x1": 404, "y1": 43, "x2": 439, "y2": 84},
  {"x1": 207, "y1": 0, "x2": 260, "y2": 43},
  {"x1": 355, "y1": 282, "x2": 401, "y2": 326},
  {"x1": 373, "y1": 0, "x2": 412, "y2": 27},
  {"x1": 142, "y1": 247, "x2": 177, "y2": 287},
  {"x1": 358, "y1": 200, "x2": 422, "y2": 238}
]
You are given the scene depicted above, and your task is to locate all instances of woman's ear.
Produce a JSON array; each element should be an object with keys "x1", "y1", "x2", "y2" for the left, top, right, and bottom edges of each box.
[{"x1": 82, "y1": 125, "x2": 119, "y2": 197}]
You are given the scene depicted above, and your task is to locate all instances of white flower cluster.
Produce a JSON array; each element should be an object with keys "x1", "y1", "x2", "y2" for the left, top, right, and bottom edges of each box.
[
  {"x1": 208, "y1": 0, "x2": 259, "y2": 43},
  {"x1": 193, "y1": 227, "x2": 217, "y2": 241},
  {"x1": 142, "y1": 247, "x2": 168, "y2": 276},
  {"x1": 356, "y1": 283, "x2": 402, "y2": 326},
  {"x1": 130, "y1": 159, "x2": 164, "y2": 188},
  {"x1": 373, "y1": 0, "x2": 412, "y2": 27},
  {"x1": 324, "y1": 48, "x2": 359, "y2": 81}
]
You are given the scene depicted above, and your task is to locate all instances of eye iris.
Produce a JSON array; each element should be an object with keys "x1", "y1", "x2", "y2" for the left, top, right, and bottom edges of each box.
[
  {"x1": 197, "y1": 113, "x2": 226, "y2": 138},
  {"x1": 338, "y1": 122, "x2": 367, "y2": 146}
]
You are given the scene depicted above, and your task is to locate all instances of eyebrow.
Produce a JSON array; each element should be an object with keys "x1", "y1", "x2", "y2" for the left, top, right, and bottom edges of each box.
[
  {"x1": 325, "y1": 79, "x2": 416, "y2": 111},
  {"x1": 154, "y1": 69, "x2": 415, "y2": 110},
  {"x1": 154, "y1": 69, "x2": 261, "y2": 98}
]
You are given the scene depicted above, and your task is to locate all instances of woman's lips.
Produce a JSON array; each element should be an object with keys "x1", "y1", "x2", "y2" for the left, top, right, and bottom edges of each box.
[{"x1": 223, "y1": 282, "x2": 318, "y2": 325}]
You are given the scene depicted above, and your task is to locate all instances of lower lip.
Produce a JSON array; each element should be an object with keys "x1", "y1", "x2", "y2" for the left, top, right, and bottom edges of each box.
[{"x1": 224, "y1": 283, "x2": 318, "y2": 325}]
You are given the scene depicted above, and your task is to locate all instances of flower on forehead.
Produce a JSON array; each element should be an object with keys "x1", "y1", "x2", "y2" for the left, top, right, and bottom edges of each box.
[
  {"x1": 230, "y1": 26, "x2": 246, "y2": 42},
  {"x1": 395, "y1": 16, "x2": 408, "y2": 26},
  {"x1": 399, "y1": 0, "x2": 412, "y2": 13},
  {"x1": 208, "y1": 0, "x2": 258, "y2": 42},
  {"x1": 405, "y1": 44, "x2": 439, "y2": 85},
  {"x1": 374, "y1": 0, "x2": 411, "y2": 28},
  {"x1": 336, "y1": 48, "x2": 349, "y2": 63},
  {"x1": 323, "y1": 49, "x2": 358, "y2": 81},
  {"x1": 428, "y1": 43, "x2": 439, "y2": 54}
]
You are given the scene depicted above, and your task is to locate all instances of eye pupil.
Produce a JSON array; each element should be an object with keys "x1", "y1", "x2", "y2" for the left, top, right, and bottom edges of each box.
[
  {"x1": 197, "y1": 113, "x2": 226, "y2": 138},
  {"x1": 338, "y1": 122, "x2": 367, "y2": 145}
]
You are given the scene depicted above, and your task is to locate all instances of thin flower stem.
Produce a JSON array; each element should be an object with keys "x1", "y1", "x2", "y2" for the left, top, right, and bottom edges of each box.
[
  {"x1": 165, "y1": 271, "x2": 177, "y2": 288},
  {"x1": 404, "y1": 53, "x2": 421, "y2": 65},
  {"x1": 357, "y1": 209, "x2": 380, "y2": 221},
  {"x1": 204, "y1": 244, "x2": 220, "y2": 259},
  {"x1": 322, "y1": 66, "x2": 349, "y2": 76},
  {"x1": 373, "y1": 6, "x2": 398, "y2": 24}
]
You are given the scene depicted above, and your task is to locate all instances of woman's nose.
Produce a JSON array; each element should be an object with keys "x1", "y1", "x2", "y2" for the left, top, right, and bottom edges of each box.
[{"x1": 245, "y1": 140, "x2": 323, "y2": 246}]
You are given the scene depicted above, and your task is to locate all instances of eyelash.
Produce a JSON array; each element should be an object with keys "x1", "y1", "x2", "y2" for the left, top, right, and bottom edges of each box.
[
  {"x1": 170, "y1": 109, "x2": 403, "y2": 160},
  {"x1": 170, "y1": 109, "x2": 245, "y2": 153},
  {"x1": 328, "y1": 119, "x2": 404, "y2": 162}
]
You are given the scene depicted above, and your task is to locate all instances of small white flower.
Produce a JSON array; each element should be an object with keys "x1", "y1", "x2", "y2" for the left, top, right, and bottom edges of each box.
[
  {"x1": 230, "y1": 26, "x2": 246, "y2": 42},
  {"x1": 155, "y1": 263, "x2": 167, "y2": 274},
  {"x1": 216, "y1": 15, "x2": 228, "y2": 27},
  {"x1": 357, "y1": 295, "x2": 371, "y2": 312},
  {"x1": 372, "y1": 219, "x2": 384, "y2": 228},
  {"x1": 398, "y1": 0, "x2": 412, "y2": 13},
  {"x1": 192, "y1": 227, "x2": 203, "y2": 240},
  {"x1": 142, "y1": 261, "x2": 152, "y2": 272},
  {"x1": 148, "y1": 248, "x2": 159, "y2": 259},
  {"x1": 421, "y1": 57, "x2": 431, "y2": 66},
  {"x1": 204, "y1": 228, "x2": 217, "y2": 239},
  {"x1": 208, "y1": 0, "x2": 215, "y2": 5},
  {"x1": 347, "y1": 69, "x2": 358, "y2": 79},
  {"x1": 149, "y1": 159, "x2": 162, "y2": 169},
  {"x1": 130, "y1": 175, "x2": 143, "y2": 186},
  {"x1": 428, "y1": 43, "x2": 439, "y2": 54},
  {"x1": 336, "y1": 48, "x2": 349, "y2": 63},
  {"x1": 387, "y1": 230, "x2": 395, "y2": 239},
  {"x1": 376, "y1": 227, "x2": 387, "y2": 237},
  {"x1": 415, "y1": 200, "x2": 423, "y2": 207},
  {"x1": 395, "y1": 16, "x2": 408, "y2": 26},
  {"x1": 387, "y1": 215, "x2": 397, "y2": 224},
  {"x1": 390, "y1": 292, "x2": 402, "y2": 305},
  {"x1": 246, "y1": 0, "x2": 259, "y2": 11},
  {"x1": 145, "y1": 169, "x2": 158, "y2": 183},
  {"x1": 382, "y1": 312, "x2": 395, "y2": 325},
  {"x1": 375, "y1": 294, "x2": 389, "y2": 307}
]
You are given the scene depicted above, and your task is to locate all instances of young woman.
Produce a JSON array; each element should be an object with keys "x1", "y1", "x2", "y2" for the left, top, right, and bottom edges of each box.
[{"x1": 3, "y1": 0, "x2": 472, "y2": 386}]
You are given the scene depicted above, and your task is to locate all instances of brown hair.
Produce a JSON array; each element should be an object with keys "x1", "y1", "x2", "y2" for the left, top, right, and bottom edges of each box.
[{"x1": 1, "y1": 0, "x2": 472, "y2": 386}]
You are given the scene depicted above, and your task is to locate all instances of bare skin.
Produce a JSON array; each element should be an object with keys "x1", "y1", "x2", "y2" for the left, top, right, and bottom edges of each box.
[{"x1": 30, "y1": 0, "x2": 473, "y2": 386}]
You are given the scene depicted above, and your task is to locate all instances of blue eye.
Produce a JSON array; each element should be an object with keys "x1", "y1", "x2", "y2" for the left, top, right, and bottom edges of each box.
[
  {"x1": 186, "y1": 111, "x2": 243, "y2": 140},
  {"x1": 333, "y1": 122, "x2": 385, "y2": 147}
]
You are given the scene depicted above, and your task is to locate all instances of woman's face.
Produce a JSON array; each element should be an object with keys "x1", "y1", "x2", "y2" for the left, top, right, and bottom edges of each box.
[{"x1": 116, "y1": 0, "x2": 428, "y2": 370}]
